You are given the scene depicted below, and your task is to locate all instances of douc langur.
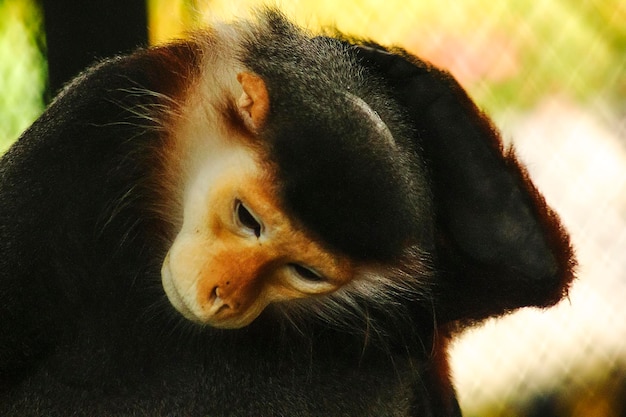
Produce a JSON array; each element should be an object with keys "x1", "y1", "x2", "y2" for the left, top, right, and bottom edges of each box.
[{"x1": 0, "y1": 10, "x2": 575, "y2": 417}]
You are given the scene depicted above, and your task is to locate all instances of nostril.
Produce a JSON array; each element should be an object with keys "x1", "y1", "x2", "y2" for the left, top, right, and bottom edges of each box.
[
  {"x1": 209, "y1": 286, "x2": 219, "y2": 303},
  {"x1": 208, "y1": 286, "x2": 231, "y2": 315},
  {"x1": 215, "y1": 287, "x2": 224, "y2": 303}
]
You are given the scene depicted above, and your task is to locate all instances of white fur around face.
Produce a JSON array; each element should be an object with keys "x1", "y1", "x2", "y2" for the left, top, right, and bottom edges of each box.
[{"x1": 160, "y1": 143, "x2": 266, "y2": 327}]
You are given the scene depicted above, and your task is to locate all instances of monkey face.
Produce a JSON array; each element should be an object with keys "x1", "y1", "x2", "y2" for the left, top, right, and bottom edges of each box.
[
  {"x1": 158, "y1": 69, "x2": 420, "y2": 329},
  {"x1": 161, "y1": 145, "x2": 355, "y2": 328}
]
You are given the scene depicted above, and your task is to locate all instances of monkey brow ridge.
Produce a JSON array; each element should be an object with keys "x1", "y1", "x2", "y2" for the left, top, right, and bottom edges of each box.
[{"x1": 342, "y1": 91, "x2": 397, "y2": 148}]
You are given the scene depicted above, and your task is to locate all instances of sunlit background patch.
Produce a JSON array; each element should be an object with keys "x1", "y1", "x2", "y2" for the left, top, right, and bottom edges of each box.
[
  {"x1": 1, "y1": 1, "x2": 625, "y2": 415},
  {"x1": 0, "y1": 0, "x2": 45, "y2": 152}
]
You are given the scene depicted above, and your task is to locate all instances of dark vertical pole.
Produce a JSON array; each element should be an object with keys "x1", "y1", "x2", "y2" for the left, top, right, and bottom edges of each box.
[{"x1": 41, "y1": 0, "x2": 148, "y2": 99}]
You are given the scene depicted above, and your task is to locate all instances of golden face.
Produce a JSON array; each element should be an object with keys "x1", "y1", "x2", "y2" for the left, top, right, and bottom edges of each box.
[{"x1": 161, "y1": 145, "x2": 355, "y2": 328}]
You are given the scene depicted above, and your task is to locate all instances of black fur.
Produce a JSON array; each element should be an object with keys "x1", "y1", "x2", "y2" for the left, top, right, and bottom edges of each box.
[
  {"x1": 0, "y1": 10, "x2": 573, "y2": 417},
  {"x1": 350, "y1": 43, "x2": 576, "y2": 322},
  {"x1": 242, "y1": 15, "x2": 432, "y2": 261}
]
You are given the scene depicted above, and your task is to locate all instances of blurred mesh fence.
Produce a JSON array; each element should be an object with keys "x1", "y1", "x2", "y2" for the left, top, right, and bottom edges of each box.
[{"x1": 2, "y1": 0, "x2": 625, "y2": 416}]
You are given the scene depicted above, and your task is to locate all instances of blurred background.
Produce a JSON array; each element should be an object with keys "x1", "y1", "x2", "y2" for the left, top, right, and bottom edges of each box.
[{"x1": 1, "y1": 0, "x2": 624, "y2": 415}]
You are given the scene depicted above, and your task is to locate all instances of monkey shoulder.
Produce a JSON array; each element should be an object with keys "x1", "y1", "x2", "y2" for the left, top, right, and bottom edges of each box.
[{"x1": 0, "y1": 42, "x2": 206, "y2": 382}]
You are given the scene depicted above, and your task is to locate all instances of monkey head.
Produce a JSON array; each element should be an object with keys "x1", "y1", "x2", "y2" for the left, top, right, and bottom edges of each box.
[
  {"x1": 159, "y1": 11, "x2": 574, "y2": 331},
  {"x1": 160, "y1": 21, "x2": 428, "y2": 329}
]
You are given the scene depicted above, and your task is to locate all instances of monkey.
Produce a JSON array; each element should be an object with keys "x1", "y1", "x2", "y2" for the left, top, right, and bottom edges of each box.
[{"x1": 0, "y1": 9, "x2": 575, "y2": 417}]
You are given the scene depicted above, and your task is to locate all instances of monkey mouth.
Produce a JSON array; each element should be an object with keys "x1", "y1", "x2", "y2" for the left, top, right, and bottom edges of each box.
[
  {"x1": 161, "y1": 255, "x2": 203, "y2": 323},
  {"x1": 161, "y1": 255, "x2": 258, "y2": 328}
]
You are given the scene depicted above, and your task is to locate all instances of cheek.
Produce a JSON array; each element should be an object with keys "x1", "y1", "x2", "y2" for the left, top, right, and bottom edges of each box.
[{"x1": 166, "y1": 233, "x2": 211, "y2": 288}]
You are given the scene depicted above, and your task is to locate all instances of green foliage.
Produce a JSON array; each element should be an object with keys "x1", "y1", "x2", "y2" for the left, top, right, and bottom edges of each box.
[
  {"x1": 470, "y1": 0, "x2": 625, "y2": 113},
  {"x1": 0, "y1": 0, "x2": 46, "y2": 151}
]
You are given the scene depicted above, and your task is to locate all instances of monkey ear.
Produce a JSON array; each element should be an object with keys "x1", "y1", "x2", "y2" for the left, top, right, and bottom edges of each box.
[
  {"x1": 237, "y1": 72, "x2": 270, "y2": 132},
  {"x1": 353, "y1": 44, "x2": 576, "y2": 322}
]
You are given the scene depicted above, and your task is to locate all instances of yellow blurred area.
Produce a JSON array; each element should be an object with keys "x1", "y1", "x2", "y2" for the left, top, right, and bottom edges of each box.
[
  {"x1": 147, "y1": 0, "x2": 625, "y2": 113},
  {"x1": 147, "y1": 0, "x2": 525, "y2": 85}
]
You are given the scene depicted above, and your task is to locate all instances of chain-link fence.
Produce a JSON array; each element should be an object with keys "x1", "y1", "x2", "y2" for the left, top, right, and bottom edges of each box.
[{"x1": 2, "y1": 1, "x2": 625, "y2": 415}]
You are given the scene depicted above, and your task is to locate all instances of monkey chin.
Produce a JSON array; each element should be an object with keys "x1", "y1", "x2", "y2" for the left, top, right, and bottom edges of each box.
[
  {"x1": 160, "y1": 259, "x2": 202, "y2": 324},
  {"x1": 161, "y1": 256, "x2": 261, "y2": 329}
]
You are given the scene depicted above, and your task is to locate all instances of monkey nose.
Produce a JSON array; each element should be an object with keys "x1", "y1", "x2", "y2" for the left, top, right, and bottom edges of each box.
[{"x1": 207, "y1": 286, "x2": 231, "y2": 316}]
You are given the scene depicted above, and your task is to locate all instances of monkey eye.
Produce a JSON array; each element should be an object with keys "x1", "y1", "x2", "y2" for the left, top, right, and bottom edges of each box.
[
  {"x1": 289, "y1": 263, "x2": 324, "y2": 282},
  {"x1": 234, "y1": 200, "x2": 262, "y2": 237}
]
